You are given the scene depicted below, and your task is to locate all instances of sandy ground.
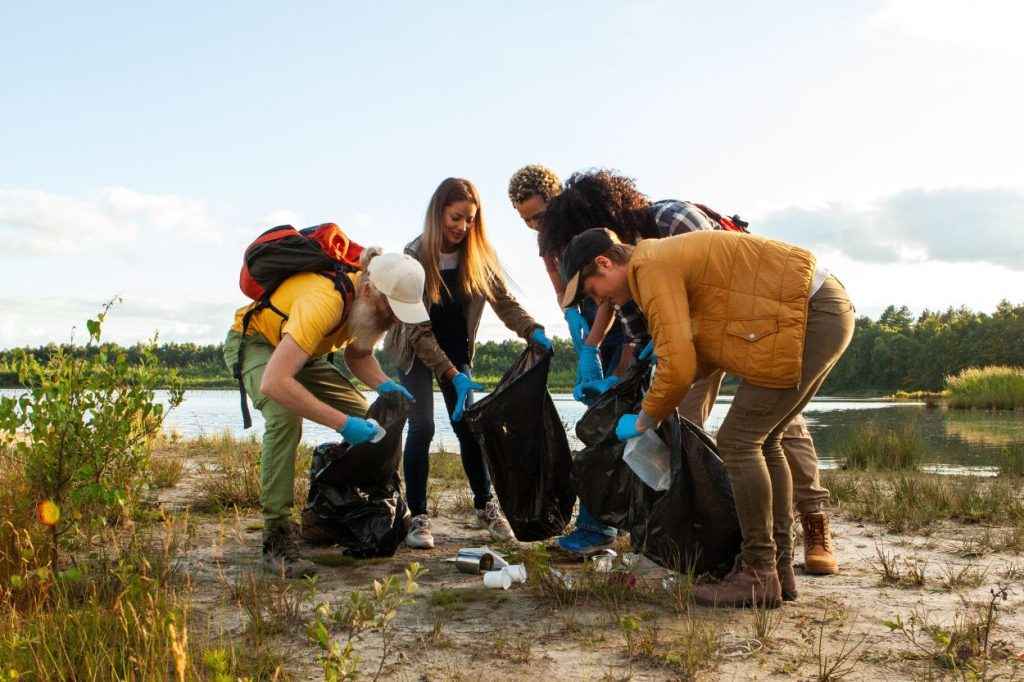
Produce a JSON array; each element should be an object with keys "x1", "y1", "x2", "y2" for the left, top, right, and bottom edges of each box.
[{"x1": 158, "y1": 450, "x2": 1024, "y2": 681}]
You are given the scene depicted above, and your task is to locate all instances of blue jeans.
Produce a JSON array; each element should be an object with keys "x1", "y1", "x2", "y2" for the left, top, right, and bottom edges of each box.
[{"x1": 400, "y1": 359, "x2": 493, "y2": 517}]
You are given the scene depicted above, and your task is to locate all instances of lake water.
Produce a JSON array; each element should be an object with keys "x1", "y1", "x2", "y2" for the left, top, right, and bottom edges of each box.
[{"x1": 6, "y1": 388, "x2": 1020, "y2": 475}]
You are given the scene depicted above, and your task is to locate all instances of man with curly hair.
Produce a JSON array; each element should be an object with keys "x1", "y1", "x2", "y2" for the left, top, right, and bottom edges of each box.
[
  {"x1": 507, "y1": 164, "x2": 622, "y2": 556},
  {"x1": 541, "y1": 169, "x2": 840, "y2": 589}
]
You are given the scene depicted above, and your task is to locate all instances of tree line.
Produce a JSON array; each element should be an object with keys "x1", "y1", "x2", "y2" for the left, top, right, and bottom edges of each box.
[{"x1": 2, "y1": 301, "x2": 1022, "y2": 394}]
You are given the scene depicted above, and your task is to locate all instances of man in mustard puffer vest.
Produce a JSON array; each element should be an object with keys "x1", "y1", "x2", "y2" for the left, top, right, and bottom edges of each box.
[{"x1": 560, "y1": 228, "x2": 855, "y2": 608}]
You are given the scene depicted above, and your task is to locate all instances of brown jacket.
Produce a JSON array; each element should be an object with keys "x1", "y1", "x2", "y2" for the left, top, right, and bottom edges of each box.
[
  {"x1": 628, "y1": 231, "x2": 816, "y2": 422},
  {"x1": 383, "y1": 236, "x2": 540, "y2": 380}
]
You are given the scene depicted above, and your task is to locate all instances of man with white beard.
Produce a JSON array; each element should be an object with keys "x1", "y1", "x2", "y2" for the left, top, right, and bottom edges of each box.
[{"x1": 222, "y1": 248, "x2": 429, "y2": 577}]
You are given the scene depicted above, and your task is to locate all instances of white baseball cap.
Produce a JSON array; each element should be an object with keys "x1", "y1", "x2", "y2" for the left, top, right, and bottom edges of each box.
[{"x1": 366, "y1": 252, "x2": 430, "y2": 324}]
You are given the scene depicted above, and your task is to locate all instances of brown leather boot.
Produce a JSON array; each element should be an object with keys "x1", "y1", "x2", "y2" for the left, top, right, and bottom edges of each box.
[
  {"x1": 778, "y1": 558, "x2": 798, "y2": 601},
  {"x1": 801, "y1": 512, "x2": 838, "y2": 575},
  {"x1": 693, "y1": 561, "x2": 782, "y2": 609}
]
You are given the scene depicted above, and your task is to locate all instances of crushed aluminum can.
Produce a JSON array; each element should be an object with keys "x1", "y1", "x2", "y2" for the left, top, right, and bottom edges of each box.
[
  {"x1": 456, "y1": 549, "x2": 496, "y2": 574},
  {"x1": 591, "y1": 554, "x2": 614, "y2": 573},
  {"x1": 549, "y1": 568, "x2": 575, "y2": 590}
]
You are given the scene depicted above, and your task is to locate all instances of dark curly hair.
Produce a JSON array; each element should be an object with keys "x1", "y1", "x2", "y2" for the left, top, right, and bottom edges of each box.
[{"x1": 537, "y1": 169, "x2": 656, "y2": 257}]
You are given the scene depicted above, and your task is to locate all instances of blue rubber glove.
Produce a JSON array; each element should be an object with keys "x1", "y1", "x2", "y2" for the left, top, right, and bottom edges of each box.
[
  {"x1": 576, "y1": 344, "x2": 604, "y2": 386},
  {"x1": 615, "y1": 413, "x2": 643, "y2": 442},
  {"x1": 376, "y1": 379, "x2": 415, "y2": 402},
  {"x1": 638, "y1": 339, "x2": 656, "y2": 364},
  {"x1": 563, "y1": 308, "x2": 591, "y2": 352},
  {"x1": 575, "y1": 375, "x2": 620, "y2": 404},
  {"x1": 339, "y1": 416, "x2": 381, "y2": 445},
  {"x1": 530, "y1": 328, "x2": 552, "y2": 351},
  {"x1": 451, "y1": 372, "x2": 484, "y2": 422}
]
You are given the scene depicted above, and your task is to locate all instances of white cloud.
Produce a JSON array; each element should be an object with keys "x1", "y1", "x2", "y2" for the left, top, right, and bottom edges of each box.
[
  {"x1": 0, "y1": 186, "x2": 226, "y2": 257},
  {"x1": 0, "y1": 296, "x2": 238, "y2": 348},
  {"x1": 810, "y1": 247, "x2": 1024, "y2": 321},
  {"x1": 867, "y1": 0, "x2": 1024, "y2": 56},
  {"x1": 757, "y1": 187, "x2": 1024, "y2": 270},
  {"x1": 261, "y1": 209, "x2": 305, "y2": 228}
]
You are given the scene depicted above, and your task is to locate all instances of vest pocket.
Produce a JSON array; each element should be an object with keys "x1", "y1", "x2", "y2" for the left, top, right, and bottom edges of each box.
[
  {"x1": 722, "y1": 320, "x2": 780, "y2": 382},
  {"x1": 724, "y1": 319, "x2": 779, "y2": 343}
]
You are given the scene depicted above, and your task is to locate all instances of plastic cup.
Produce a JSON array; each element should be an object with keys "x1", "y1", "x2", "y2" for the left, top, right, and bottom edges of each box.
[
  {"x1": 366, "y1": 418, "x2": 386, "y2": 444},
  {"x1": 483, "y1": 570, "x2": 512, "y2": 590},
  {"x1": 503, "y1": 564, "x2": 528, "y2": 584}
]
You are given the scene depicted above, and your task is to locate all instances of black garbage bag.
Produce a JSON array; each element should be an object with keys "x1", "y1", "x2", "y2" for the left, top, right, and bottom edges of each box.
[
  {"x1": 300, "y1": 393, "x2": 411, "y2": 557},
  {"x1": 464, "y1": 346, "x2": 575, "y2": 541},
  {"x1": 573, "y1": 362, "x2": 742, "y2": 575}
]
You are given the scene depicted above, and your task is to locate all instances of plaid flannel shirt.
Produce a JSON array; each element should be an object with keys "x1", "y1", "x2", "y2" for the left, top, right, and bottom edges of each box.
[{"x1": 617, "y1": 200, "x2": 718, "y2": 346}]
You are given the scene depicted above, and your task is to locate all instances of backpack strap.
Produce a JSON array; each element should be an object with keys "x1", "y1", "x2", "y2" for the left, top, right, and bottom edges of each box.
[
  {"x1": 235, "y1": 273, "x2": 353, "y2": 429},
  {"x1": 693, "y1": 203, "x2": 750, "y2": 233},
  {"x1": 234, "y1": 300, "x2": 265, "y2": 429}
]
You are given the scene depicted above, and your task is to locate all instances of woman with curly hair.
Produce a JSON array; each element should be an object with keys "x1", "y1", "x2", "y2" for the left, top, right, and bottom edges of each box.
[{"x1": 541, "y1": 169, "x2": 841, "y2": 584}]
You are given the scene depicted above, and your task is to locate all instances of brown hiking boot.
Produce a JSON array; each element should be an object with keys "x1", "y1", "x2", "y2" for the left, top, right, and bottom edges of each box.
[
  {"x1": 778, "y1": 558, "x2": 798, "y2": 601},
  {"x1": 801, "y1": 512, "x2": 838, "y2": 575},
  {"x1": 693, "y1": 561, "x2": 782, "y2": 609},
  {"x1": 262, "y1": 524, "x2": 318, "y2": 579}
]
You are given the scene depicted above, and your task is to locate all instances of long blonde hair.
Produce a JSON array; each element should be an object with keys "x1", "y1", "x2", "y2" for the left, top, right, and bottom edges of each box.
[{"x1": 421, "y1": 177, "x2": 505, "y2": 305}]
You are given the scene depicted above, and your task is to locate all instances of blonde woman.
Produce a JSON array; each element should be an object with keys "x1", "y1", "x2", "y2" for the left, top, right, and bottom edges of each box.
[{"x1": 384, "y1": 177, "x2": 551, "y2": 548}]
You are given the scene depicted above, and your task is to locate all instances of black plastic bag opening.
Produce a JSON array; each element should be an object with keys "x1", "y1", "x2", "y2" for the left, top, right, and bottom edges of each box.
[
  {"x1": 300, "y1": 392, "x2": 412, "y2": 557},
  {"x1": 573, "y1": 362, "x2": 742, "y2": 575},
  {"x1": 464, "y1": 346, "x2": 575, "y2": 541}
]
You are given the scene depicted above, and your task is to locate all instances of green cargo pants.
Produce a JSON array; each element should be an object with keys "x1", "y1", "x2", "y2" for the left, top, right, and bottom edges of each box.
[{"x1": 223, "y1": 330, "x2": 368, "y2": 535}]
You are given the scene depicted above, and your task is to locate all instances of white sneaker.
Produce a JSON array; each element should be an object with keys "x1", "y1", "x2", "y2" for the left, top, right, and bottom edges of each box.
[
  {"x1": 475, "y1": 500, "x2": 515, "y2": 541},
  {"x1": 406, "y1": 514, "x2": 435, "y2": 549}
]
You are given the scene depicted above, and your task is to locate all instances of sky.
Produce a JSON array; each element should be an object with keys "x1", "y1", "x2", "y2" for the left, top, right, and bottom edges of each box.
[{"x1": 1, "y1": 0, "x2": 1022, "y2": 349}]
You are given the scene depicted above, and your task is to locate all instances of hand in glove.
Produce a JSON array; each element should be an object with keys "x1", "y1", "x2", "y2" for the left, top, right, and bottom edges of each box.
[
  {"x1": 563, "y1": 308, "x2": 591, "y2": 352},
  {"x1": 615, "y1": 413, "x2": 645, "y2": 442},
  {"x1": 529, "y1": 327, "x2": 553, "y2": 351},
  {"x1": 573, "y1": 375, "x2": 620, "y2": 404},
  {"x1": 339, "y1": 416, "x2": 384, "y2": 445},
  {"x1": 576, "y1": 344, "x2": 603, "y2": 386},
  {"x1": 451, "y1": 372, "x2": 484, "y2": 422},
  {"x1": 376, "y1": 379, "x2": 415, "y2": 402}
]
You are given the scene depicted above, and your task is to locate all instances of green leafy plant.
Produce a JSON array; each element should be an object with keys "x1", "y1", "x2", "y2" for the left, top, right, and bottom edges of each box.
[
  {"x1": 309, "y1": 562, "x2": 426, "y2": 681},
  {"x1": 0, "y1": 300, "x2": 184, "y2": 565},
  {"x1": 884, "y1": 586, "x2": 1011, "y2": 675}
]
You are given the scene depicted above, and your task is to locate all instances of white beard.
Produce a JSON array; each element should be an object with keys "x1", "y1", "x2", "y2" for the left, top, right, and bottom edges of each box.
[{"x1": 347, "y1": 295, "x2": 391, "y2": 354}]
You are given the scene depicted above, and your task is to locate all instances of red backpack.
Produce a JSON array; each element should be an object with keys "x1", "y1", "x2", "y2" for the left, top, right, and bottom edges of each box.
[
  {"x1": 233, "y1": 223, "x2": 366, "y2": 427},
  {"x1": 692, "y1": 203, "x2": 750, "y2": 233}
]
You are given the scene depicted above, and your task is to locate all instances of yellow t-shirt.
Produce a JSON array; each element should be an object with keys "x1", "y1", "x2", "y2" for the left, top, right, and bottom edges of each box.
[{"x1": 231, "y1": 272, "x2": 356, "y2": 357}]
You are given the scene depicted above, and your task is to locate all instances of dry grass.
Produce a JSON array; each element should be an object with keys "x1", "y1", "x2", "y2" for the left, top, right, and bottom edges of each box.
[
  {"x1": 823, "y1": 469, "x2": 1024, "y2": 532},
  {"x1": 150, "y1": 449, "x2": 186, "y2": 488},
  {"x1": 171, "y1": 431, "x2": 312, "y2": 513},
  {"x1": 0, "y1": 511, "x2": 282, "y2": 680}
]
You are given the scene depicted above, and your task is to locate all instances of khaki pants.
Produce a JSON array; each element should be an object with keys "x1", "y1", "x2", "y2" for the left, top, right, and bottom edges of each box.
[
  {"x1": 223, "y1": 330, "x2": 368, "y2": 535},
  {"x1": 712, "y1": 277, "x2": 855, "y2": 568},
  {"x1": 679, "y1": 373, "x2": 829, "y2": 515}
]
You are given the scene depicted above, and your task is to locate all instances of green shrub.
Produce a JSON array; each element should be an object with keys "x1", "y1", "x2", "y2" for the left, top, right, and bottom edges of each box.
[
  {"x1": 0, "y1": 300, "x2": 184, "y2": 564},
  {"x1": 998, "y1": 446, "x2": 1024, "y2": 477},
  {"x1": 837, "y1": 423, "x2": 925, "y2": 471},
  {"x1": 946, "y1": 366, "x2": 1024, "y2": 410}
]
